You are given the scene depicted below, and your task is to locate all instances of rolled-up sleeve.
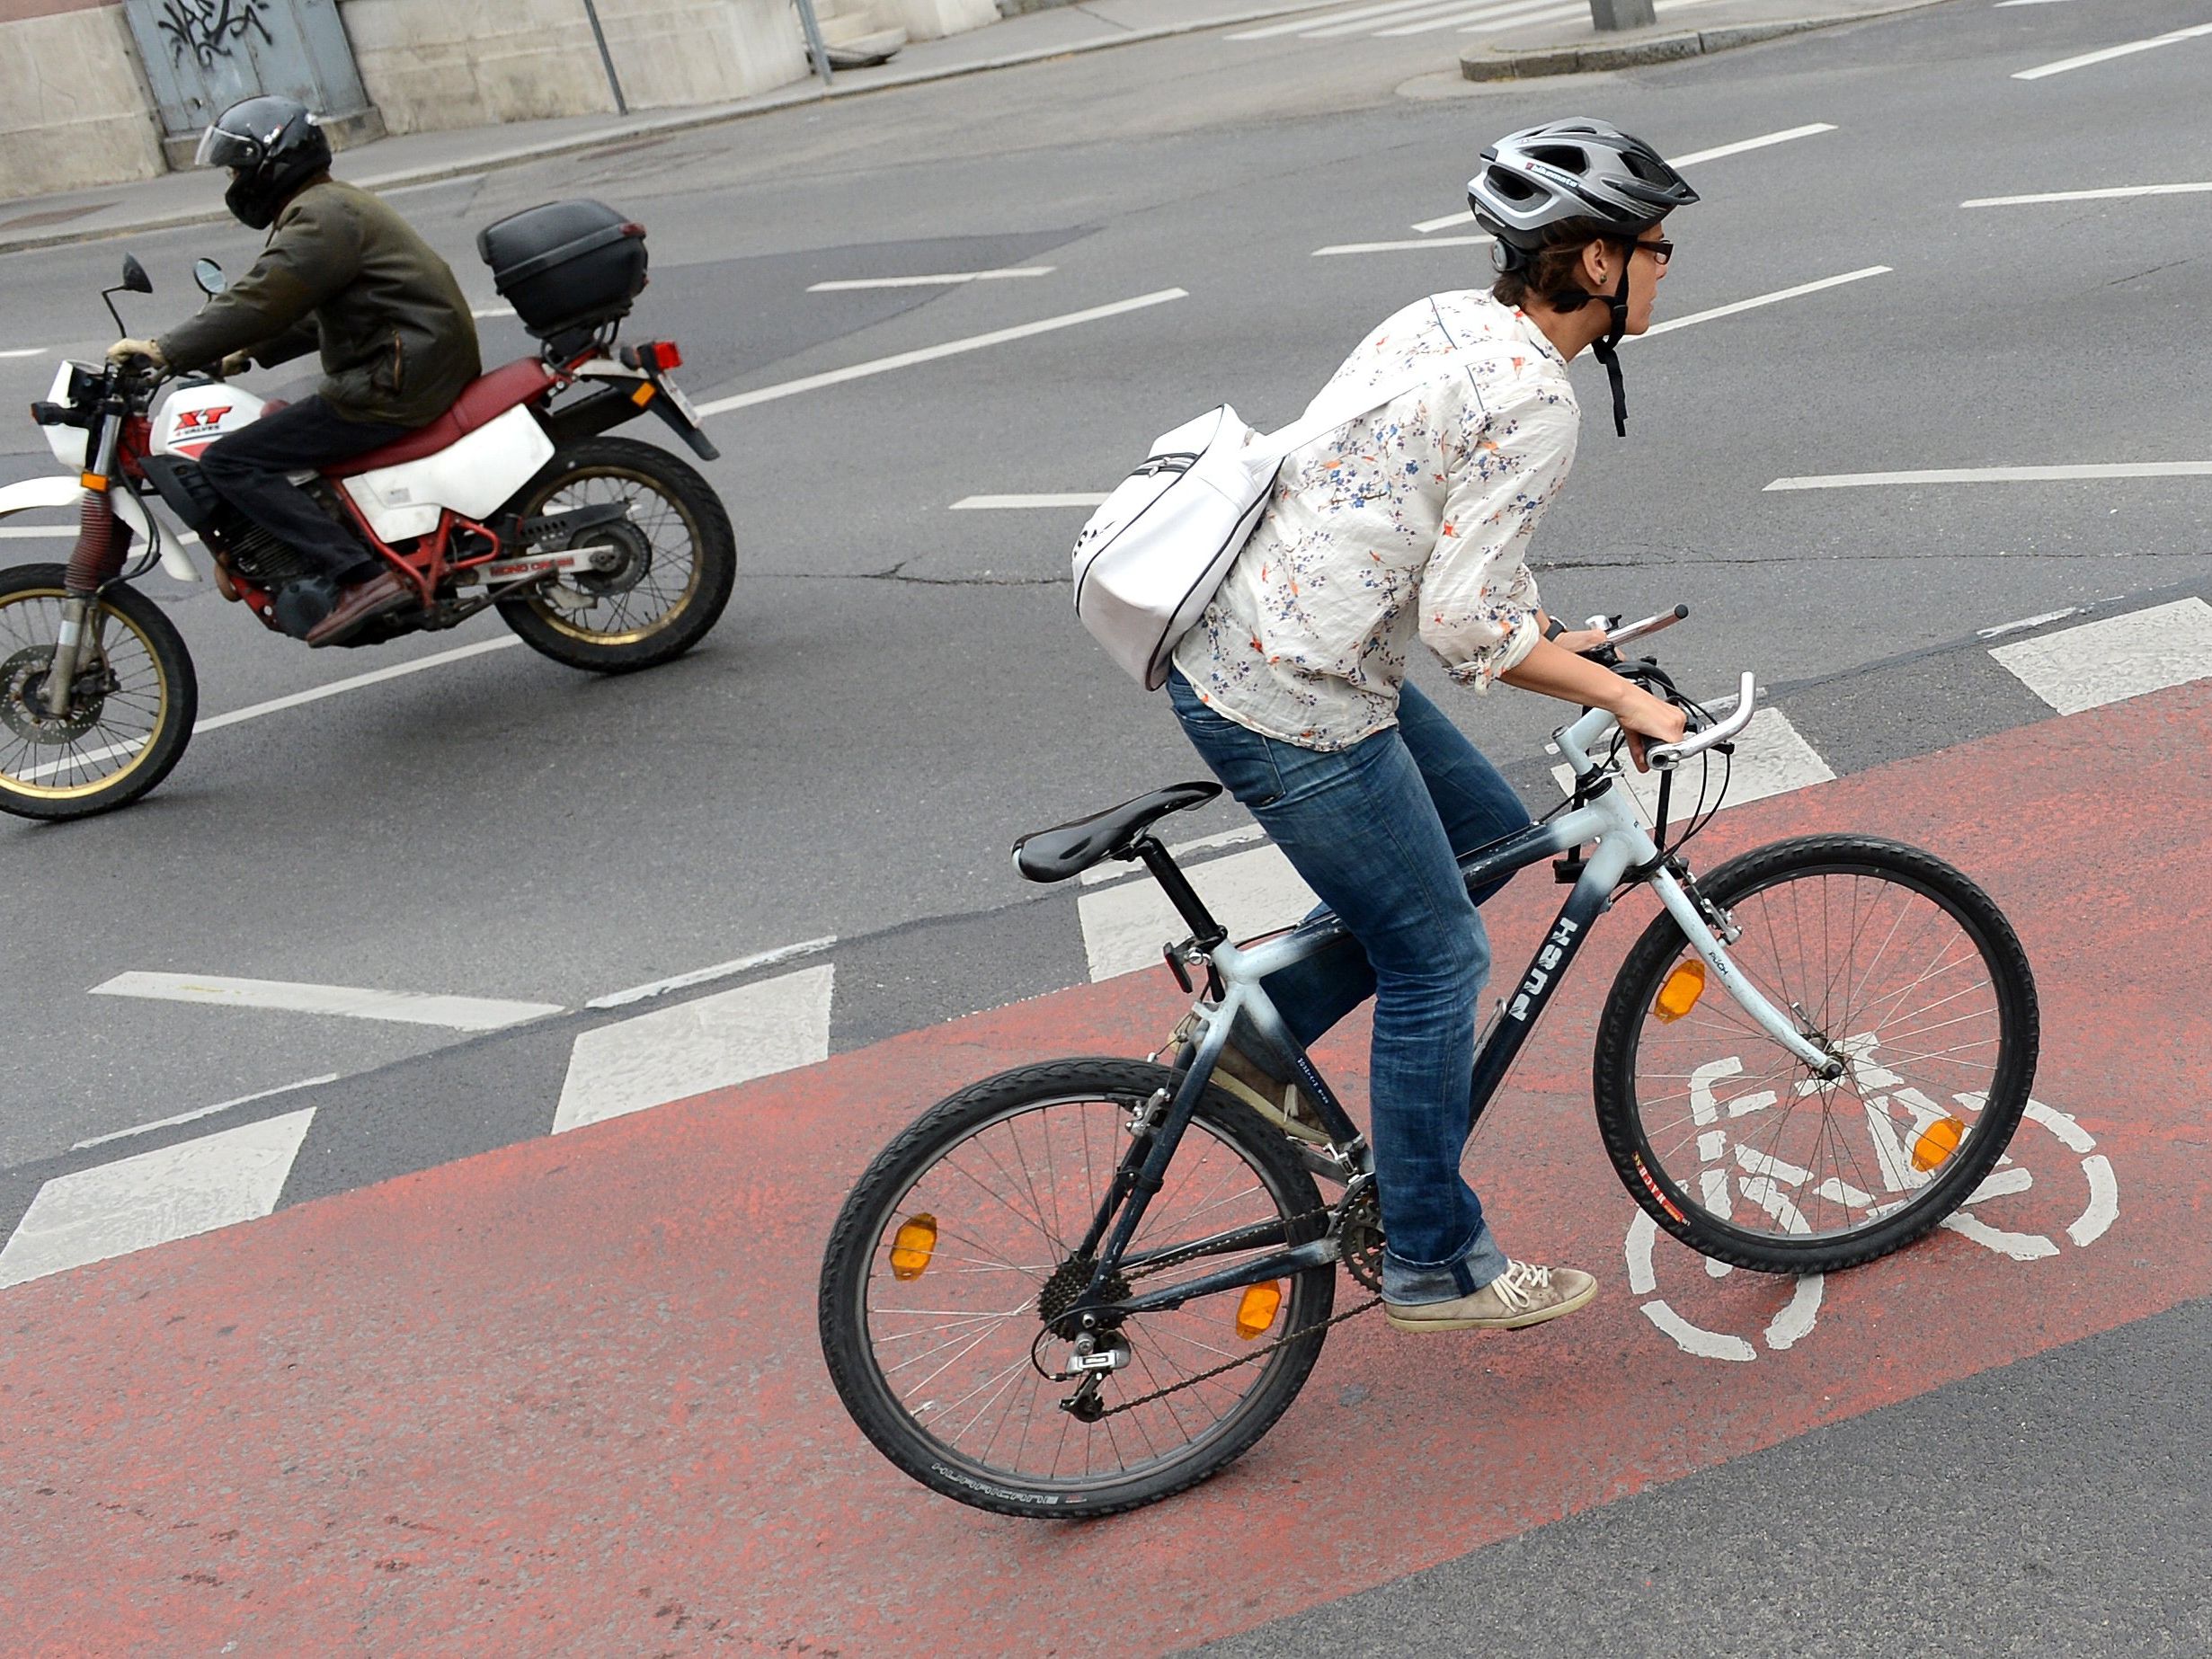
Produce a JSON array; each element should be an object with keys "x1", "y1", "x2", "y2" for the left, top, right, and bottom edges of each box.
[{"x1": 1417, "y1": 390, "x2": 1576, "y2": 691}]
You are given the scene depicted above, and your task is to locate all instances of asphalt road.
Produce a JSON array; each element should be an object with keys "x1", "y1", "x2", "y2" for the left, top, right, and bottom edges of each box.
[{"x1": 3, "y1": 0, "x2": 2208, "y2": 1165}]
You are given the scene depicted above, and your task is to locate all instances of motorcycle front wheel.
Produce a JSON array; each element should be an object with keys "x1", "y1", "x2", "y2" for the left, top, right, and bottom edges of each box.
[
  {"x1": 495, "y1": 436, "x2": 736, "y2": 673},
  {"x1": 0, "y1": 563, "x2": 197, "y2": 821}
]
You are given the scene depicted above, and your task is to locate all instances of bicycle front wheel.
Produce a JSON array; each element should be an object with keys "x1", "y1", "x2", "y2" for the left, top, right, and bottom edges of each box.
[
  {"x1": 1594, "y1": 836, "x2": 2039, "y2": 1274},
  {"x1": 817, "y1": 1059, "x2": 1336, "y2": 1520}
]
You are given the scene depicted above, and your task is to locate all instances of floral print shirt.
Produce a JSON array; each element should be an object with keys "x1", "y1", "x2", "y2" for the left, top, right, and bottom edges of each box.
[{"x1": 1172, "y1": 289, "x2": 1577, "y2": 751}]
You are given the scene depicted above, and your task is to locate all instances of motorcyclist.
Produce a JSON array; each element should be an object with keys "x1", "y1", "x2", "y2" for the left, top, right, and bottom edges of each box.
[{"x1": 107, "y1": 95, "x2": 483, "y2": 646}]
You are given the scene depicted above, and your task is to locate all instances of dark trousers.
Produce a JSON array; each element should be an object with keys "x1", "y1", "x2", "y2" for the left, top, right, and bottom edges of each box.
[{"x1": 198, "y1": 395, "x2": 413, "y2": 584}]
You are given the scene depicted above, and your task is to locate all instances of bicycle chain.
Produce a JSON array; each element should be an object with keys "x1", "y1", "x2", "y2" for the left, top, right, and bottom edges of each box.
[{"x1": 1098, "y1": 1291, "x2": 1384, "y2": 1417}]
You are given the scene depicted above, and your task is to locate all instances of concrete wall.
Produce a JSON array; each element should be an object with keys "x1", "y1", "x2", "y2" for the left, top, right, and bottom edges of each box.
[
  {"x1": 876, "y1": 0, "x2": 999, "y2": 40},
  {"x1": 0, "y1": 0, "x2": 166, "y2": 198},
  {"x1": 342, "y1": 0, "x2": 811, "y2": 133}
]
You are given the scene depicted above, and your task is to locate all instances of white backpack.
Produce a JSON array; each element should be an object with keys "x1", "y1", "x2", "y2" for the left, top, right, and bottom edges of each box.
[{"x1": 1070, "y1": 349, "x2": 1484, "y2": 689}]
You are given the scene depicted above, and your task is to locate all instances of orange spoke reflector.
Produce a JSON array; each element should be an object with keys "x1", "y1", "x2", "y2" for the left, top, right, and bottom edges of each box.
[
  {"x1": 1235, "y1": 1282, "x2": 1284, "y2": 1341},
  {"x1": 1653, "y1": 959, "x2": 1706, "y2": 1023},
  {"x1": 1911, "y1": 1117, "x2": 1964, "y2": 1173},
  {"x1": 889, "y1": 1213, "x2": 938, "y2": 1281}
]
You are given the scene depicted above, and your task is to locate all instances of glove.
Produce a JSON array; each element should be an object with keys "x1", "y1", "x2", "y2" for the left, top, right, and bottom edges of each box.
[
  {"x1": 106, "y1": 337, "x2": 166, "y2": 368},
  {"x1": 218, "y1": 350, "x2": 253, "y2": 377}
]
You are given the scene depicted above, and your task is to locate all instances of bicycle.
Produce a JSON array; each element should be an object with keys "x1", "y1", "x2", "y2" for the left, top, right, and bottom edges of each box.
[{"x1": 817, "y1": 607, "x2": 2039, "y2": 1518}]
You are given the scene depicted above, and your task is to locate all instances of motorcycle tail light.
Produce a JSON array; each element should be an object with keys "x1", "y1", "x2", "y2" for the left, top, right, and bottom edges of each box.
[{"x1": 640, "y1": 340, "x2": 682, "y2": 373}]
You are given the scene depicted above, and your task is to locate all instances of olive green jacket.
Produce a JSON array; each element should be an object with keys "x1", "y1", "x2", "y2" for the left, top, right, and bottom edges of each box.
[{"x1": 160, "y1": 178, "x2": 483, "y2": 428}]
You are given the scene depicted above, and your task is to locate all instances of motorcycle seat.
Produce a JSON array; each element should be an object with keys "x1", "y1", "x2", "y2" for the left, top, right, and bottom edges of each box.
[
  {"x1": 1012, "y1": 781, "x2": 1222, "y2": 883},
  {"x1": 325, "y1": 358, "x2": 556, "y2": 477}
]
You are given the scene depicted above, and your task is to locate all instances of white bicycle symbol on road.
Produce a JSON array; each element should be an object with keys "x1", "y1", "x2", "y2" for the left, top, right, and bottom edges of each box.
[{"x1": 1625, "y1": 1035, "x2": 2120, "y2": 1362}]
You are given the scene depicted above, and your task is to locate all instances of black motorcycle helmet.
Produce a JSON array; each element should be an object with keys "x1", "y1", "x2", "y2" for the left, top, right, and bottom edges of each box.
[{"x1": 194, "y1": 95, "x2": 333, "y2": 230}]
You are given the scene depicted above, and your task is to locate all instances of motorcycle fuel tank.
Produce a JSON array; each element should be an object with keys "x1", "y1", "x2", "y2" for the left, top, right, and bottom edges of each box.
[{"x1": 152, "y1": 381, "x2": 270, "y2": 461}]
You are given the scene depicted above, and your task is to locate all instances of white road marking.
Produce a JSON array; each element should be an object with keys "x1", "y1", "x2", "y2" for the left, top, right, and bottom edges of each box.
[
  {"x1": 0, "y1": 347, "x2": 49, "y2": 359},
  {"x1": 1963, "y1": 181, "x2": 2212, "y2": 208},
  {"x1": 1633, "y1": 266, "x2": 1892, "y2": 341},
  {"x1": 2072, "y1": 1154, "x2": 2119, "y2": 1247},
  {"x1": 553, "y1": 963, "x2": 834, "y2": 1133},
  {"x1": 472, "y1": 306, "x2": 517, "y2": 319},
  {"x1": 1411, "y1": 122, "x2": 1836, "y2": 232},
  {"x1": 587, "y1": 935, "x2": 838, "y2": 1009},
  {"x1": 949, "y1": 492, "x2": 1110, "y2": 510},
  {"x1": 90, "y1": 971, "x2": 563, "y2": 1031},
  {"x1": 1078, "y1": 842, "x2": 1315, "y2": 981},
  {"x1": 808, "y1": 267, "x2": 1055, "y2": 291},
  {"x1": 2013, "y1": 18, "x2": 2212, "y2": 78},
  {"x1": 696, "y1": 288, "x2": 1187, "y2": 416},
  {"x1": 71, "y1": 1073, "x2": 338, "y2": 1152},
  {"x1": 1079, "y1": 823, "x2": 1267, "y2": 886},
  {"x1": 1766, "y1": 460, "x2": 2212, "y2": 491},
  {"x1": 1228, "y1": 0, "x2": 1452, "y2": 40},
  {"x1": 1977, "y1": 607, "x2": 2084, "y2": 641},
  {"x1": 1550, "y1": 707, "x2": 1834, "y2": 823},
  {"x1": 1375, "y1": 0, "x2": 1551, "y2": 37},
  {"x1": 0, "y1": 1108, "x2": 315, "y2": 1290},
  {"x1": 1995, "y1": 0, "x2": 2079, "y2": 7},
  {"x1": 1461, "y1": 1, "x2": 1586, "y2": 34},
  {"x1": 15, "y1": 634, "x2": 524, "y2": 785},
  {"x1": 1313, "y1": 234, "x2": 1494, "y2": 256},
  {"x1": 1987, "y1": 596, "x2": 2212, "y2": 715}
]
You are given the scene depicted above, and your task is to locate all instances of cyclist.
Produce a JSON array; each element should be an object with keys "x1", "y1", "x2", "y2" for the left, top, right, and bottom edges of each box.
[{"x1": 1166, "y1": 119, "x2": 1694, "y2": 1334}]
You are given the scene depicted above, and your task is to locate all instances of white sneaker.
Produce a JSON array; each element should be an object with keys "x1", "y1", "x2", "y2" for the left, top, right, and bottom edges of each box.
[{"x1": 1385, "y1": 1261, "x2": 1597, "y2": 1332}]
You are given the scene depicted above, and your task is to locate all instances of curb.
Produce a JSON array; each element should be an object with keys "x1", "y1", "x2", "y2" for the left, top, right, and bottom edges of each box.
[
  {"x1": 1458, "y1": 0, "x2": 1950, "y2": 80},
  {"x1": 0, "y1": 0, "x2": 1343, "y2": 258}
]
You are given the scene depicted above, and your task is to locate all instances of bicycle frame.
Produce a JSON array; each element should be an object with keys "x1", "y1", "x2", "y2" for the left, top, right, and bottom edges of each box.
[{"x1": 1059, "y1": 703, "x2": 1843, "y2": 1328}]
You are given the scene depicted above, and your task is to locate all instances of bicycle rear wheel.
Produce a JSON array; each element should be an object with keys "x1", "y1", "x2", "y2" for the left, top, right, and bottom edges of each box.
[
  {"x1": 817, "y1": 1059, "x2": 1336, "y2": 1519},
  {"x1": 1594, "y1": 836, "x2": 2039, "y2": 1274}
]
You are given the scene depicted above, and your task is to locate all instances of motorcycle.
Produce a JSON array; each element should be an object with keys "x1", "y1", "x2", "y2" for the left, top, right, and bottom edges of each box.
[{"x1": 0, "y1": 207, "x2": 734, "y2": 821}]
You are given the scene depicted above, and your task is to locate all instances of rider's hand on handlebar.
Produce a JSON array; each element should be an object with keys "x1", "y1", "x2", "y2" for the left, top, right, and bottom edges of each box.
[
  {"x1": 105, "y1": 337, "x2": 167, "y2": 370},
  {"x1": 217, "y1": 350, "x2": 253, "y2": 377},
  {"x1": 1612, "y1": 684, "x2": 1689, "y2": 773}
]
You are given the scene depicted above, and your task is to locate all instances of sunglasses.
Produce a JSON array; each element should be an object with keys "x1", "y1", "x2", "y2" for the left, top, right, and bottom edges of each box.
[{"x1": 1628, "y1": 236, "x2": 1675, "y2": 267}]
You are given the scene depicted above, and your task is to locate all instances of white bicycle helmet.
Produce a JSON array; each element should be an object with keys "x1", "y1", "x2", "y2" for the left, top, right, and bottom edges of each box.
[{"x1": 1469, "y1": 119, "x2": 1698, "y2": 435}]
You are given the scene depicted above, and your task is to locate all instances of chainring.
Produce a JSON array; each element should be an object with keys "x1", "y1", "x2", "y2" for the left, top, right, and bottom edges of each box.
[{"x1": 1337, "y1": 1187, "x2": 1385, "y2": 1291}]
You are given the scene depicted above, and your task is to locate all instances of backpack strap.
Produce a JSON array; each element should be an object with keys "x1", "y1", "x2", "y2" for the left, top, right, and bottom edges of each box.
[{"x1": 1252, "y1": 345, "x2": 1490, "y2": 464}]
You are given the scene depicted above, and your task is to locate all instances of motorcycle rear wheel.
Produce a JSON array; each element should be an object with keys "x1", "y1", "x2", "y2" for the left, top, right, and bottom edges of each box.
[
  {"x1": 495, "y1": 436, "x2": 735, "y2": 673},
  {"x1": 0, "y1": 563, "x2": 197, "y2": 821}
]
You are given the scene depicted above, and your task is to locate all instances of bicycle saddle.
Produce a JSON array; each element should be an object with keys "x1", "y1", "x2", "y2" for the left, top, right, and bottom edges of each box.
[{"x1": 1011, "y1": 781, "x2": 1222, "y2": 883}]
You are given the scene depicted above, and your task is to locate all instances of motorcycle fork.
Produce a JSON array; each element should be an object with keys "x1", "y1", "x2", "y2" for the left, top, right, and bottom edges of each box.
[{"x1": 49, "y1": 410, "x2": 129, "y2": 715}]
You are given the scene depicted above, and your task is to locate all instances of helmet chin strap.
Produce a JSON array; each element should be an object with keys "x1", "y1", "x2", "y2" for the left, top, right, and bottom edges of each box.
[{"x1": 1586, "y1": 259, "x2": 1632, "y2": 438}]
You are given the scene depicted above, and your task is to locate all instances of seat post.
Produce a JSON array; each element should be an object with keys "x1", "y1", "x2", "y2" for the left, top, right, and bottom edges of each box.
[{"x1": 1132, "y1": 836, "x2": 1227, "y2": 952}]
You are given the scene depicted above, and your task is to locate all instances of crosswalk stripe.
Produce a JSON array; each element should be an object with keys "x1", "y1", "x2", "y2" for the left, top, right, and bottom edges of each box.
[
  {"x1": 1227, "y1": 0, "x2": 1452, "y2": 40},
  {"x1": 552, "y1": 964, "x2": 835, "y2": 1134},
  {"x1": 1383, "y1": 0, "x2": 1556, "y2": 35},
  {"x1": 1077, "y1": 843, "x2": 1317, "y2": 981},
  {"x1": 0, "y1": 1108, "x2": 315, "y2": 1290},
  {"x1": 1987, "y1": 597, "x2": 2212, "y2": 715},
  {"x1": 90, "y1": 971, "x2": 563, "y2": 1032},
  {"x1": 1550, "y1": 708, "x2": 1834, "y2": 824},
  {"x1": 1306, "y1": 0, "x2": 1482, "y2": 37}
]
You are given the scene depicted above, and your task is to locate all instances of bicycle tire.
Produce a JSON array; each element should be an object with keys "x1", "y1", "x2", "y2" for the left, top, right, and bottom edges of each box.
[
  {"x1": 817, "y1": 1058, "x2": 1335, "y2": 1519},
  {"x1": 1593, "y1": 835, "x2": 2039, "y2": 1274}
]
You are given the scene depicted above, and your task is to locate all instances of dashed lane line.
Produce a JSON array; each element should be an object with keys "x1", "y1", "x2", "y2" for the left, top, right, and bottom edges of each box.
[
  {"x1": 1963, "y1": 182, "x2": 2212, "y2": 208},
  {"x1": 1630, "y1": 266, "x2": 1891, "y2": 340},
  {"x1": 807, "y1": 267, "x2": 1055, "y2": 291},
  {"x1": 1766, "y1": 461, "x2": 2212, "y2": 490},
  {"x1": 2013, "y1": 18, "x2": 2212, "y2": 78},
  {"x1": 694, "y1": 288, "x2": 1187, "y2": 417},
  {"x1": 1313, "y1": 234, "x2": 1493, "y2": 257},
  {"x1": 89, "y1": 971, "x2": 563, "y2": 1031},
  {"x1": 72, "y1": 1075, "x2": 339, "y2": 1153},
  {"x1": 949, "y1": 492, "x2": 1109, "y2": 510}
]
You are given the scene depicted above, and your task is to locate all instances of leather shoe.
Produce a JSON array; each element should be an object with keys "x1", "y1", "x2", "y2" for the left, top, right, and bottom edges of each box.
[{"x1": 306, "y1": 571, "x2": 411, "y2": 647}]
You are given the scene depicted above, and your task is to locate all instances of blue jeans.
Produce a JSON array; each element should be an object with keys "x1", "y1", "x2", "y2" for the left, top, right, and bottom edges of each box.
[{"x1": 1167, "y1": 673, "x2": 1532, "y2": 1304}]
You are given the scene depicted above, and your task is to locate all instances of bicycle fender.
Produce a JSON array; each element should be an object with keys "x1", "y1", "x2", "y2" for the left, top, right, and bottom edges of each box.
[{"x1": 0, "y1": 475, "x2": 200, "y2": 583}]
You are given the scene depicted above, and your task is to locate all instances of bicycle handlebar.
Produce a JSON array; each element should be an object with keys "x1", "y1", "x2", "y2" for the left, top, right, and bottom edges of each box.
[{"x1": 1646, "y1": 671, "x2": 1757, "y2": 770}]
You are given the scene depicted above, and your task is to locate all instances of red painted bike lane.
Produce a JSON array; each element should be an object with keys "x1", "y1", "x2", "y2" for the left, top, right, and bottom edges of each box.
[{"x1": 3, "y1": 684, "x2": 2206, "y2": 1655}]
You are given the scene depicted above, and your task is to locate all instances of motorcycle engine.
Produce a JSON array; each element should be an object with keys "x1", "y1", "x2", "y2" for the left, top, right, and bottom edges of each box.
[{"x1": 217, "y1": 510, "x2": 321, "y2": 588}]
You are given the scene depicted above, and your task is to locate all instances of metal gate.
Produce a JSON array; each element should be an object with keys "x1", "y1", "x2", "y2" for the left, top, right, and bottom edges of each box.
[{"x1": 121, "y1": 0, "x2": 381, "y2": 163}]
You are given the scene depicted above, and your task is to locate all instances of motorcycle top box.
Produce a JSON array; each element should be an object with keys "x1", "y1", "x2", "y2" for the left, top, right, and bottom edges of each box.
[{"x1": 476, "y1": 200, "x2": 649, "y2": 341}]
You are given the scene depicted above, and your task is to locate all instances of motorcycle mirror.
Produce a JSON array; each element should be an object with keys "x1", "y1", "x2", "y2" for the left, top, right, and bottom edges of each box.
[
  {"x1": 192, "y1": 258, "x2": 227, "y2": 297},
  {"x1": 120, "y1": 254, "x2": 153, "y2": 295}
]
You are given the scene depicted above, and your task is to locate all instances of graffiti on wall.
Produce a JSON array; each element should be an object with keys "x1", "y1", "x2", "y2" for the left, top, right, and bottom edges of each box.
[{"x1": 156, "y1": 0, "x2": 276, "y2": 69}]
